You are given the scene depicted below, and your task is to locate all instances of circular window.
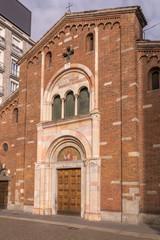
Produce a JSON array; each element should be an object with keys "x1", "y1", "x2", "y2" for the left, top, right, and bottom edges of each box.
[{"x1": 3, "y1": 143, "x2": 8, "y2": 152}]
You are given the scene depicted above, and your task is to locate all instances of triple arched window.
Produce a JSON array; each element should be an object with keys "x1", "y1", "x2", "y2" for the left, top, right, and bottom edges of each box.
[{"x1": 52, "y1": 87, "x2": 90, "y2": 121}]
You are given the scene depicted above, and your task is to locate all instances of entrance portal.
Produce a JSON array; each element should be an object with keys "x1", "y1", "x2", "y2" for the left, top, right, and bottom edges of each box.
[
  {"x1": 57, "y1": 168, "x2": 81, "y2": 215},
  {"x1": 0, "y1": 181, "x2": 8, "y2": 209}
]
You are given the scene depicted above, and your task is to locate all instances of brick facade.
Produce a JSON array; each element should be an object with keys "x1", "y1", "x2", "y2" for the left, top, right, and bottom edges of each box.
[{"x1": 0, "y1": 6, "x2": 160, "y2": 224}]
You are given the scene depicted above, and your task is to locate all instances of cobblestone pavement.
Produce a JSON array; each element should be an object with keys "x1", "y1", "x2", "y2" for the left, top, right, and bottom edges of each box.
[{"x1": 0, "y1": 210, "x2": 160, "y2": 240}]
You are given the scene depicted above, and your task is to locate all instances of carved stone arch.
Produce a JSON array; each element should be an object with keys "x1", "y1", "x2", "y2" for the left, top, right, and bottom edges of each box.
[
  {"x1": 138, "y1": 55, "x2": 148, "y2": 62},
  {"x1": 90, "y1": 23, "x2": 96, "y2": 29},
  {"x1": 98, "y1": 23, "x2": 104, "y2": 30},
  {"x1": 59, "y1": 31, "x2": 65, "y2": 37},
  {"x1": 64, "y1": 25, "x2": 70, "y2": 34},
  {"x1": 43, "y1": 45, "x2": 49, "y2": 52},
  {"x1": 64, "y1": 88, "x2": 75, "y2": 99},
  {"x1": 112, "y1": 21, "x2": 120, "y2": 29},
  {"x1": 37, "y1": 51, "x2": 42, "y2": 57},
  {"x1": 77, "y1": 24, "x2": 83, "y2": 32},
  {"x1": 105, "y1": 22, "x2": 112, "y2": 30},
  {"x1": 13, "y1": 100, "x2": 18, "y2": 105},
  {"x1": 76, "y1": 84, "x2": 89, "y2": 96},
  {"x1": 71, "y1": 25, "x2": 77, "y2": 34},
  {"x1": 32, "y1": 56, "x2": 38, "y2": 64},
  {"x1": 44, "y1": 64, "x2": 94, "y2": 102},
  {"x1": 27, "y1": 60, "x2": 33, "y2": 67},
  {"x1": 43, "y1": 64, "x2": 94, "y2": 121},
  {"x1": 49, "y1": 40, "x2": 54, "y2": 48},
  {"x1": 83, "y1": 24, "x2": 89, "y2": 31},
  {"x1": 46, "y1": 132, "x2": 91, "y2": 163},
  {"x1": 148, "y1": 55, "x2": 159, "y2": 63}
]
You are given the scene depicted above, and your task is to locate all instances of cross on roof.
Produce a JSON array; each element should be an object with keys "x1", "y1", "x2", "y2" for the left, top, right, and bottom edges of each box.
[
  {"x1": 66, "y1": 2, "x2": 73, "y2": 13},
  {"x1": 62, "y1": 46, "x2": 74, "y2": 61}
]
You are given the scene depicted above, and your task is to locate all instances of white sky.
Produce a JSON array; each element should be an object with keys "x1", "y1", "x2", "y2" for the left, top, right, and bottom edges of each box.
[{"x1": 19, "y1": 0, "x2": 160, "y2": 42}]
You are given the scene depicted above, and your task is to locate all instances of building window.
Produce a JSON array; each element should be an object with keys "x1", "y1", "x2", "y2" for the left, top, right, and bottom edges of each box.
[
  {"x1": 12, "y1": 35, "x2": 23, "y2": 56},
  {"x1": 52, "y1": 95, "x2": 61, "y2": 121},
  {"x1": 13, "y1": 108, "x2": 18, "y2": 123},
  {"x1": 10, "y1": 80, "x2": 19, "y2": 93},
  {"x1": 86, "y1": 33, "x2": 94, "y2": 52},
  {"x1": 149, "y1": 68, "x2": 160, "y2": 91},
  {"x1": 46, "y1": 52, "x2": 52, "y2": 68},
  {"x1": 78, "y1": 87, "x2": 89, "y2": 115},
  {"x1": 3, "y1": 143, "x2": 8, "y2": 152},
  {"x1": 152, "y1": 71, "x2": 159, "y2": 90},
  {"x1": 11, "y1": 59, "x2": 19, "y2": 78},
  {"x1": 64, "y1": 91, "x2": 75, "y2": 118}
]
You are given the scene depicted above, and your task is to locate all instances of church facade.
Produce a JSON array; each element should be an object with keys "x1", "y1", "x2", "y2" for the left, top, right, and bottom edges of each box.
[{"x1": 0, "y1": 6, "x2": 160, "y2": 224}]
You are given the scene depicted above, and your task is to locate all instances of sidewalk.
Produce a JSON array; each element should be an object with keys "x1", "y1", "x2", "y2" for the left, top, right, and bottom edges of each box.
[{"x1": 0, "y1": 210, "x2": 160, "y2": 239}]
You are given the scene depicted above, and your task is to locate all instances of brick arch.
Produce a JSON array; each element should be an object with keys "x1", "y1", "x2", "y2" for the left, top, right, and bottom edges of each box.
[{"x1": 46, "y1": 130, "x2": 91, "y2": 162}]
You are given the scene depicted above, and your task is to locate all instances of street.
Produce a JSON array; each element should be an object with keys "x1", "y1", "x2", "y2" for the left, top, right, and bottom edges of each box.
[{"x1": 0, "y1": 212, "x2": 160, "y2": 240}]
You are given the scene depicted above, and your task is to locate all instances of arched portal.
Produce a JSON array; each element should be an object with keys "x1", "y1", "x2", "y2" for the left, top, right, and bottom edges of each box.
[{"x1": 33, "y1": 135, "x2": 88, "y2": 217}]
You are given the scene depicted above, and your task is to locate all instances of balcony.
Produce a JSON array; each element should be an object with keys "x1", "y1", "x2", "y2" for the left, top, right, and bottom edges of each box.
[
  {"x1": 0, "y1": 62, "x2": 5, "y2": 72},
  {"x1": 10, "y1": 68, "x2": 19, "y2": 79},
  {"x1": 11, "y1": 44, "x2": 23, "y2": 58},
  {"x1": 0, "y1": 86, "x2": 4, "y2": 96},
  {"x1": 0, "y1": 36, "x2": 6, "y2": 49}
]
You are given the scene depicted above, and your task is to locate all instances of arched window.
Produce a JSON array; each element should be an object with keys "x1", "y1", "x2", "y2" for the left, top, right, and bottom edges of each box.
[
  {"x1": 86, "y1": 33, "x2": 94, "y2": 52},
  {"x1": 148, "y1": 68, "x2": 160, "y2": 91},
  {"x1": 152, "y1": 71, "x2": 159, "y2": 90},
  {"x1": 13, "y1": 108, "x2": 18, "y2": 123},
  {"x1": 46, "y1": 51, "x2": 52, "y2": 68},
  {"x1": 64, "y1": 91, "x2": 75, "y2": 118},
  {"x1": 52, "y1": 95, "x2": 61, "y2": 121},
  {"x1": 78, "y1": 87, "x2": 89, "y2": 115}
]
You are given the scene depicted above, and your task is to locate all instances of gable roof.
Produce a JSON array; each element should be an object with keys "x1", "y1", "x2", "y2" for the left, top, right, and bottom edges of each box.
[{"x1": 18, "y1": 5, "x2": 147, "y2": 64}]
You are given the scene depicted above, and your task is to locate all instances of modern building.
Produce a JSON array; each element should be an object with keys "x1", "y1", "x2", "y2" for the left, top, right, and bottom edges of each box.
[
  {"x1": 0, "y1": 0, "x2": 34, "y2": 104},
  {"x1": 0, "y1": 6, "x2": 160, "y2": 225}
]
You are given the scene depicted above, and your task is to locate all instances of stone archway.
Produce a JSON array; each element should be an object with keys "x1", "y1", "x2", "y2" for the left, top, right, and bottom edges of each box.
[{"x1": 33, "y1": 136, "x2": 87, "y2": 217}]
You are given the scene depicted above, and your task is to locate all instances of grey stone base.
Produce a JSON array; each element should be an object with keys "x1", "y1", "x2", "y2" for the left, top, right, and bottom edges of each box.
[
  {"x1": 101, "y1": 211, "x2": 160, "y2": 225},
  {"x1": 24, "y1": 205, "x2": 34, "y2": 213},
  {"x1": 101, "y1": 211, "x2": 122, "y2": 222},
  {"x1": 7, "y1": 203, "x2": 33, "y2": 213},
  {"x1": 139, "y1": 213, "x2": 160, "y2": 225},
  {"x1": 122, "y1": 213, "x2": 139, "y2": 224}
]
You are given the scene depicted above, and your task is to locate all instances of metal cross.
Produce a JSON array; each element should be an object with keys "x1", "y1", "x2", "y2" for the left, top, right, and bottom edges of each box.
[
  {"x1": 66, "y1": 3, "x2": 73, "y2": 13},
  {"x1": 62, "y1": 46, "x2": 74, "y2": 60}
]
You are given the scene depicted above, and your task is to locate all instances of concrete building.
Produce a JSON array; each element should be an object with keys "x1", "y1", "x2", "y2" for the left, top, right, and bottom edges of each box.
[
  {"x1": 0, "y1": 6, "x2": 160, "y2": 225},
  {"x1": 0, "y1": 0, "x2": 34, "y2": 104}
]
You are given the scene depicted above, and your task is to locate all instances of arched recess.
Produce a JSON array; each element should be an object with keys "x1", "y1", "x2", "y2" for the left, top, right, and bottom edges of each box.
[
  {"x1": 46, "y1": 131, "x2": 91, "y2": 162},
  {"x1": 42, "y1": 64, "x2": 95, "y2": 121}
]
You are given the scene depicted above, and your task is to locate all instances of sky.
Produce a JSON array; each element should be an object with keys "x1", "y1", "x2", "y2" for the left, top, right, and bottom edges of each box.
[{"x1": 19, "y1": 0, "x2": 160, "y2": 42}]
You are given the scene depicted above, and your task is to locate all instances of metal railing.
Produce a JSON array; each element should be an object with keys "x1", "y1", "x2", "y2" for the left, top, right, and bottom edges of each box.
[
  {"x1": 0, "y1": 36, "x2": 6, "y2": 48},
  {"x1": 12, "y1": 44, "x2": 23, "y2": 57},
  {"x1": 0, "y1": 86, "x2": 4, "y2": 96},
  {"x1": 11, "y1": 68, "x2": 19, "y2": 78},
  {"x1": 0, "y1": 61, "x2": 5, "y2": 72}
]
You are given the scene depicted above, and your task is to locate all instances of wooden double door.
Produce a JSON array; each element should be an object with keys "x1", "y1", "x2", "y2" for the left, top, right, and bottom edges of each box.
[
  {"x1": 57, "y1": 168, "x2": 81, "y2": 215},
  {"x1": 0, "y1": 181, "x2": 8, "y2": 209}
]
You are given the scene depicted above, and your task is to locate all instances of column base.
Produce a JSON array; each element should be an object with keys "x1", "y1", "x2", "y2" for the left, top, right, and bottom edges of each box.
[{"x1": 84, "y1": 212, "x2": 101, "y2": 221}]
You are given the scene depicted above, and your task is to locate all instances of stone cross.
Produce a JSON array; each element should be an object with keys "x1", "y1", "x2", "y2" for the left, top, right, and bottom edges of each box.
[
  {"x1": 62, "y1": 46, "x2": 74, "y2": 60},
  {"x1": 66, "y1": 3, "x2": 73, "y2": 13}
]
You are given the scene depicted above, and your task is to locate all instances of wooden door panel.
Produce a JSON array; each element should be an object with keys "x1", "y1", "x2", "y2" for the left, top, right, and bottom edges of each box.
[
  {"x1": 0, "y1": 181, "x2": 8, "y2": 209},
  {"x1": 57, "y1": 169, "x2": 81, "y2": 215}
]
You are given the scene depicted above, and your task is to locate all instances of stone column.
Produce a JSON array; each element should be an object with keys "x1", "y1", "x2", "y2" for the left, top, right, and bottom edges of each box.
[
  {"x1": 84, "y1": 111, "x2": 101, "y2": 221},
  {"x1": 61, "y1": 98, "x2": 65, "y2": 118},
  {"x1": 74, "y1": 94, "x2": 78, "y2": 116},
  {"x1": 33, "y1": 163, "x2": 41, "y2": 214}
]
